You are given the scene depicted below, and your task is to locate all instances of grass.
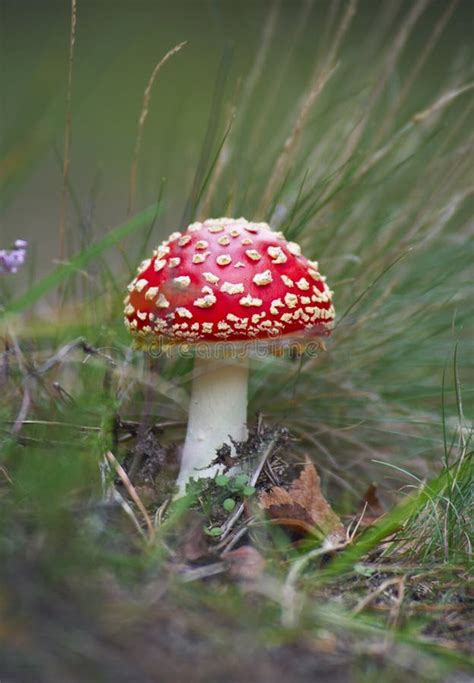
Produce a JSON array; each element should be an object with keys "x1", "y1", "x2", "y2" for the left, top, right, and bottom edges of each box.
[{"x1": 0, "y1": 1, "x2": 473, "y2": 681}]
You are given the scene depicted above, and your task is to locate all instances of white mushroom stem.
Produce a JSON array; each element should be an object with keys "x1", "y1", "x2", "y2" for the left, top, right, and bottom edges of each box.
[{"x1": 176, "y1": 353, "x2": 249, "y2": 494}]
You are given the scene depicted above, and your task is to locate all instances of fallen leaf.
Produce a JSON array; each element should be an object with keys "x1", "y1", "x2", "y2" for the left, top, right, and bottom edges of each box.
[
  {"x1": 223, "y1": 545, "x2": 266, "y2": 581},
  {"x1": 355, "y1": 483, "x2": 385, "y2": 528},
  {"x1": 258, "y1": 459, "x2": 346, "y2": 545}
]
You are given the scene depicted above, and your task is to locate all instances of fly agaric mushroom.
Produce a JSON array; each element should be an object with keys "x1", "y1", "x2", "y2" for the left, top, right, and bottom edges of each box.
[{"x1": 124, "y1": 218, "x2": 335, "y2": 494}]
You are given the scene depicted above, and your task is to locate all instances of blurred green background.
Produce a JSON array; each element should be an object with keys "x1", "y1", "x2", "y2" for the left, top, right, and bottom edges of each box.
[{"x1": 1, "y1": 0, "x2": 473, "y2": 280}]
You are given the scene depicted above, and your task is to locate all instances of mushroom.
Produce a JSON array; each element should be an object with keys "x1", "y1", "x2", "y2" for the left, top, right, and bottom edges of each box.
[{"x1": 124, "y1": 218, "x2": 335, "y2": 494}]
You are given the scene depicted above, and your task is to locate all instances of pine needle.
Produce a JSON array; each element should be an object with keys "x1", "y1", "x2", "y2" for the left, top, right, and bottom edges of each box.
[{"x1": 105, "y1": 450, "x2": 155, "y2": 542}]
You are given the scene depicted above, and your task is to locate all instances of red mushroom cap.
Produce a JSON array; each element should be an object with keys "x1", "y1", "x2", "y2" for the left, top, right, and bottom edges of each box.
[{"x1": 124, "y1": 218, "x2": 335, "y2": 344}]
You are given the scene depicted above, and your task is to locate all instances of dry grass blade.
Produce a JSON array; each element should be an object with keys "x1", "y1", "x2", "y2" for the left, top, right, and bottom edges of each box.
[
  {"x1": 356, "y1": 82, "x2": 474, "y2": 179},
  {"x1": 352, "y1": 576, "x2": 405, "y2": 616},
  {"x1": 109, "y1": 487, "x2": 148, "y2": 541},
  {"x1": 335, "y1": 248, "x2": 412, "y2": 327},
  {"x1": 0, "y1": 465, "x2": 12, "y2": 484},
  {"x1": 59, "y1": 0, "x2": 77, "y2": 263},
  {"x1": 247, "y1": 1, "x2": 314, "y2": 151},
  {"x1": 198, "y1": 101, "x2": 236, "y2": 219},
  {"x1": 319, "y1": 0, "x2": 358, "y2": 71},
  {"x1": 237, "y1": 1, "x2": 281, "y2": 120},
  {"x1": 105, "y1": 450, "x2": 155, "y2": 542},
  {"x1": 127, "y1": 41, "x2": 187, "y2": 216},
  {"x1": 258, "y1": 62, "x2": 339, "y2": 216},
  {"x1": 374, "y1": 0, "x2": 459, "y2": 146},
  {"x1": 282, "y1": 537, "x2": 350, "y2": 627},
  {"x1": 258, "y1": 0, "x2": 357, "y2": 214},
  {"x1": 325, "y1": 0, "x2": 430, "y2": 198},
  {"x1": 412, "y1": 82, "x2": 474, "y2": 123}
]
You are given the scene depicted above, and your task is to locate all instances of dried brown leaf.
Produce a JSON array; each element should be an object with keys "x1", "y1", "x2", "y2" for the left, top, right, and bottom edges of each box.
[
  {"x1": 355, "y1": 483, "x2": 385, "y2": 528},
  {"x1": 259, "y1": 459, "x2": 346, "y2": 544}
]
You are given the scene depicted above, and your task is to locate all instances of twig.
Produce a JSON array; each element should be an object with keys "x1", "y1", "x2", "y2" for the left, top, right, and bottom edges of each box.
[
  {"x1": 36, "y1": 338, "x2": 116, "y2": 375},
  {"x1": 118, "y1": 418, "x2": 183, "y2": 432},
  {"x1": 105, "y1": 450, "x2": 155, "y2": 542},
  {"x1": 220, "y1": 524, "x2": 252, "y2": 553},
  {"x1": 127, "y1": 41, "x2": 186, "y2": 216},
  {"x1": 178, "y1": 562, "x2": 225, "y2": 583},
  {"x1": 218, "y1": 432, "x2": 282, "y2": 542},
  {"x1": 9, "y1": 332, "x2": 31, "y2": 434}
]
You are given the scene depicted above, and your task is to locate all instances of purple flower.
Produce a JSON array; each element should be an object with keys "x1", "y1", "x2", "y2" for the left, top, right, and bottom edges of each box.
[{"x1": 0, "y1": 239, "x2": 28, "y2": 274}]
